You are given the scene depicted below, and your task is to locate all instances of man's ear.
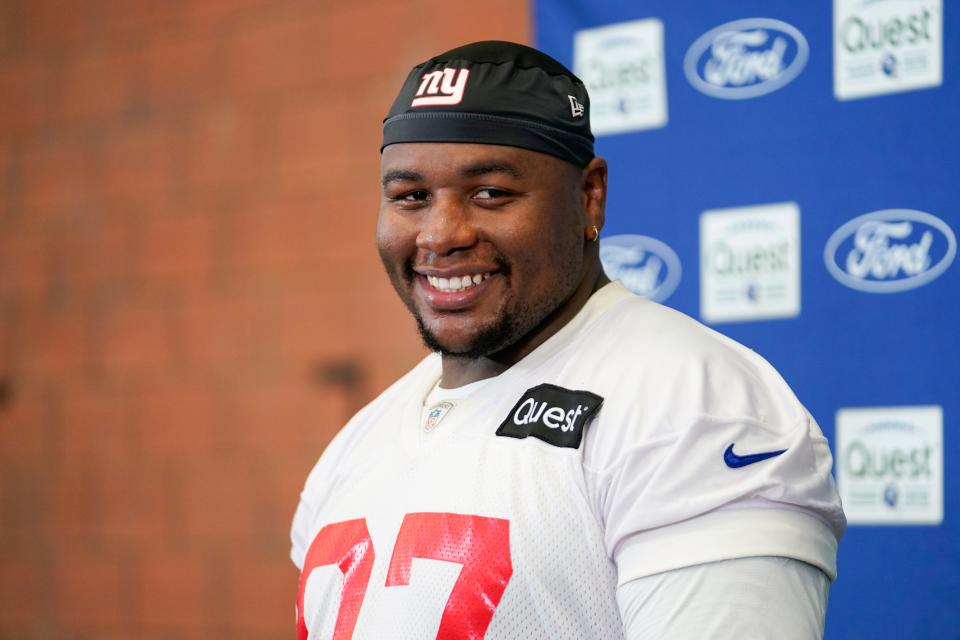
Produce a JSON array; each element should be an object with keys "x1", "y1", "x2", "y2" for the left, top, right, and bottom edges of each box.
[{"x1": 581, "y1": 156, "x2": 607, "y2": 239}]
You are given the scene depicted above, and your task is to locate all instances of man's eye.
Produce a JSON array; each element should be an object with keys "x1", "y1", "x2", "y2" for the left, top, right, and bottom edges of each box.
[
  {"x1": 401, "y1": 190, "x2": 430, "y2": 201},
  {"x1": 474, "y1": 188, "x2": 511, "y2": 200},
  {"x1": 387, "y1": 189, "x2": 429, "y2": 205}
]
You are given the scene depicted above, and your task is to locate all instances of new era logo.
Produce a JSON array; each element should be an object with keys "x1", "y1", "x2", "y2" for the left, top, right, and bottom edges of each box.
[
  {"x1": 411, "y1": 68, "x2": 470, "y2": 107},
  {"x1": 568, "y1": 95, "x2": 584, "y2": 117}
]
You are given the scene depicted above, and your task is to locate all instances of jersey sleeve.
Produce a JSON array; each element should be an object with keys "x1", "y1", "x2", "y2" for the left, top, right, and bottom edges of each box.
[
  {"x1": 289, "y1": 494, "x2": 312, "y2": 570},
  {"x1": 290, "y1": 444, "x2": 338, "y2": 570},
  {"x1": 582, "y1": 324, "x2": 846, "y2": 586},
  {"x1": 616, "y1": 556, "x2": 829, "y2": 639},
  {"x1": 289, "y1": 401, "x2": 378, "y2": 570}
]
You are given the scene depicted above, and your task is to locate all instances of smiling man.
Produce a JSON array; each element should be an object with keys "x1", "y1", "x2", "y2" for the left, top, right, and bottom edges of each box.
[
  {"x1": 291, "y1": 41, "x2": 845, "y2": 639},
  {"x1": 377, "y1": 141, "x2": 606, "y2": 384}
]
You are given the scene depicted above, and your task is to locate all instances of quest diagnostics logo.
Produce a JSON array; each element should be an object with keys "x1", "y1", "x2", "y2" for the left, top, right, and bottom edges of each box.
[
  {"x1": 497, "y1": 384, "x2": 604, "y2": 450},
  {"x1": 574, "y1": 18, "x2": 668, "y2": 134},
  {"x1": 600, "y1": 234, "x2": 681, "y2": 303},
  {"x1": 700, "y1": 202, "x2": 800, "y2": 323},
  {"x1": 836, "y1": 405, "x2": 943, "y2": 525},
  {"x1": 824, "y1": 209, "x2": 956, "y2": 293},
  {"x1": 834, "y1": 0, "x2": 942, "y2": 100},
  {"x1": 684, "y1": 18, "x2": 809, "y2": 99}
]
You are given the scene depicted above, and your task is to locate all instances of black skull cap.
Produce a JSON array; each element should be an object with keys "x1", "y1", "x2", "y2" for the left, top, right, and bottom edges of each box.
[{"x1": 382, "y1": 40, "x2": 594, "y2": 167}]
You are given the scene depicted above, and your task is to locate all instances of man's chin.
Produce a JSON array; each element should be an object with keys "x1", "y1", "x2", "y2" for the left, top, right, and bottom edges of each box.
[{"x1": 415, "y1": 315, "x2": 516, "y2": 360}]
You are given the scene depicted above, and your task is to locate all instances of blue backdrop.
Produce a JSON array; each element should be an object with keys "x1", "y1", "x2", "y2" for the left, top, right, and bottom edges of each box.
[{"x1": 534, "y1": 1, "x2": 958, "y2": 637}]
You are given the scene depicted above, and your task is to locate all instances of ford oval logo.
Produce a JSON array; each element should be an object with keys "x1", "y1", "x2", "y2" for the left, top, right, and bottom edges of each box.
[
  {"x1": 600, "y1": 234, "x2": 681, "y2": 303},
  {"x1": 824, "y1": 209, "x2": 957, "y2": 293},
  {"x1": 684, "y1": 18, "x2": 809, "y2": 99}
]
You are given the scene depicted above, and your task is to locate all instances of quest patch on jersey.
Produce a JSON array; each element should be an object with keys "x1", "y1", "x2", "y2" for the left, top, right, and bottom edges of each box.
[{"x1": 496, "y1": 384, "x2": 604, "y2": 449}]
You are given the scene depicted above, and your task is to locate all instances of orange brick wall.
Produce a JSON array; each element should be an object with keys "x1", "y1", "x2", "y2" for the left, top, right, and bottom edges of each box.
[{"x1": 0, "y1": 2, "x2": 529, "y2": 637}]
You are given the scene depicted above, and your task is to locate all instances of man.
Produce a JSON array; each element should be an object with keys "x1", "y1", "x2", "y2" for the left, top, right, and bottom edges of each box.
[{"x1": 291, "y1": 41, "x2": 845, "y2": 639}]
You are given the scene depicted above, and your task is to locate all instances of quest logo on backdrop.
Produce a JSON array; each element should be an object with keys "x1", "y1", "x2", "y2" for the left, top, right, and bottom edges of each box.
[
  {"x1": 834, "y1": 0, "x2": 943, "y2": 101},
  {"x1": 684, "y1": 18, "x2": 809, "y2": 99},
  {"x1": 700, "y1": 202, "x2": 800, "y2": 323},
  {"x1": 824, "y1": 209, "x2": 956, "y2": 293},
  {"x1": 600, "y1": 234, "x2": 681, "y2": 303},
  {"x1": 836, "y1": 405, "x2": 943, "y2": 525},
  {"x1": 573, "y1": 18, "x2": 668, "y2": 134}
]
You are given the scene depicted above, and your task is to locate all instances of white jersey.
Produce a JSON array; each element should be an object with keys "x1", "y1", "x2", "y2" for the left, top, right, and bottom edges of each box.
[{"x1": 290, "y1": 281, "x2": 846, "y2": 639}]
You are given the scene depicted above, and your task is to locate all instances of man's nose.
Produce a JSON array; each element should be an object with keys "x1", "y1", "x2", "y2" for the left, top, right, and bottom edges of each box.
[{"x1": 415, "y1": 194, "x2": 477, "y2": 256}]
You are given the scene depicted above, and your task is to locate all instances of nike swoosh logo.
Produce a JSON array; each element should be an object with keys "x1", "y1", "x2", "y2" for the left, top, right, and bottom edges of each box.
[{"x1": 723, "y1": 443, "x2": 787, "y2": 469}]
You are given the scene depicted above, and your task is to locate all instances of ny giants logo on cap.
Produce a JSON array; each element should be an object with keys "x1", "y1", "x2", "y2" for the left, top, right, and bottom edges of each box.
[{"x1": 411, "y1": 68, "x2": 470, "y2": 107}]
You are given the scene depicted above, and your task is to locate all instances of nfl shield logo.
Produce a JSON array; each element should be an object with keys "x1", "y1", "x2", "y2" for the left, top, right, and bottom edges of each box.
[{"x1": 424, "y1": 401, "x2": 455, "y2": 433}]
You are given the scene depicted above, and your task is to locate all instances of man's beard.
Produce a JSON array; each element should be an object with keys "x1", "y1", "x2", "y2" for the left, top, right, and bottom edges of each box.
[
  {"x1": 415, "y1": 306, "x2": 522, "y2": 359},
  {"x1": 412, "y1": 279, "x2": 577, "y2": 360}
]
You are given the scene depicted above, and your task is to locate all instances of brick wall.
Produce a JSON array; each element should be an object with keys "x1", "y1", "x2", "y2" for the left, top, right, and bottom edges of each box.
[{"x1": 0, "y1": 2, "x2": 529, "y2": 637}]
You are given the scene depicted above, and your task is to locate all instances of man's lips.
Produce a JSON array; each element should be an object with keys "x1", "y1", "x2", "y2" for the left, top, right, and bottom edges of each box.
[{"x1": 414, "y1": 271, "x2": 498, "y2": 311}]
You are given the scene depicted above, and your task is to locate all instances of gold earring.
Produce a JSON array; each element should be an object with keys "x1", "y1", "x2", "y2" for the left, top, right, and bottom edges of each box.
[{"x1": 590, "y1": 225, "x2": 600, "y2": 242}]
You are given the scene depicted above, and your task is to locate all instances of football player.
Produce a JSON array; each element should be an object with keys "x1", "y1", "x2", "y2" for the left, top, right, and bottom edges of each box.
[{"x1": 291, "y1": 41, "x2": 845, "y2": 639}]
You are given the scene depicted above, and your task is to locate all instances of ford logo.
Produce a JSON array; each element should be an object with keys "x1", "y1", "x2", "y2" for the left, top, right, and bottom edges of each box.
[
  {"x1": 600, "y1": 234, "x2": 681, "y2": 303},
  {"x1": 684, "y1": 18, "x2": 809, "y2": 99},
  {"x1": 824, "y1": 209, "x2": 956, "y2": 293}
]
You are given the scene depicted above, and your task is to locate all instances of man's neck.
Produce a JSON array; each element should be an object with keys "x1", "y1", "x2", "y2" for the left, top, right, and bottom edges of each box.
[{"x1": 439, "y1": 265, "x2": 610, "y2": 388}]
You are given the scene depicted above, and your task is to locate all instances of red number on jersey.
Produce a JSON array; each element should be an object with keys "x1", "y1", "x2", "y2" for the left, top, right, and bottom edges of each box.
[
  {"x1": 386, "y1": 513, "x2": 513, "y2": 640},
  {"x1": 297, "y1": 513, "x2": 512, "y2": 639},
  {"x1": 296, "y1": 518, "x2": 374, "y2": 640}
]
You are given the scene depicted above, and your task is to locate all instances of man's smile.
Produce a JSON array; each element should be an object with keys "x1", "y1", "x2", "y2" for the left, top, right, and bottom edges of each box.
[
  {"x1": 413, "y1": 271, "x2": 501, "y2": 311},
  {"x1": 424, "y1": 272, "x2": 492, "y2": 292}
]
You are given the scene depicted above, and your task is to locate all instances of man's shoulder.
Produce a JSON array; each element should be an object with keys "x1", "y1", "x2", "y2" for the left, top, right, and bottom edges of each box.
[
  {"x1": 298, "y1": 353, "x2": 438, "y2": 498},
  {"x1": 574, "y1": 283, "x2": 806, "y2": 428},
  {"x1": 342, "y1": 352, "x2": 438, "y2": 432},
  {"x1": 580, "y1": 283, "x2": 767, "y2": 375}
]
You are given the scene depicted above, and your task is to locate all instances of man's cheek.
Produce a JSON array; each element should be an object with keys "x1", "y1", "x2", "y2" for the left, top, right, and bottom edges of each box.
[{"x1": 374, "y1": 233, "x2": 405, "y2": 274}]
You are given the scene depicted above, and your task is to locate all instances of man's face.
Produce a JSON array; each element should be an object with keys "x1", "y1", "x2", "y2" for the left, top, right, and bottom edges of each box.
[{"x1": 377, "y1": 143, "x2": 589, "y2": 359}]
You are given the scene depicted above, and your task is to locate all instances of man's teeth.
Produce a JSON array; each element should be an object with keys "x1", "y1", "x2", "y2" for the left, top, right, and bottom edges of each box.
[{"x1": 427, "y1": 273, "x2": 492, "y2": 292}]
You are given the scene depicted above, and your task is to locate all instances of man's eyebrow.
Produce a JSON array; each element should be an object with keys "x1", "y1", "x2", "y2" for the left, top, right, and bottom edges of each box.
[
  {"x1": 381, "y1": 170, "x2": 423, "y2": 188},
  {"x1": 461, "y1": 162, "x2": 523, "y2": 179}
]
